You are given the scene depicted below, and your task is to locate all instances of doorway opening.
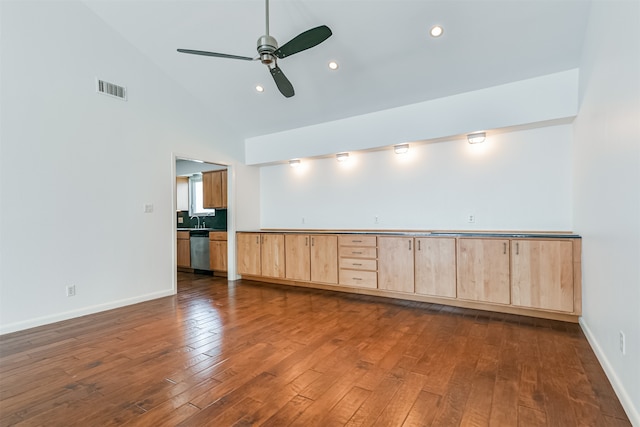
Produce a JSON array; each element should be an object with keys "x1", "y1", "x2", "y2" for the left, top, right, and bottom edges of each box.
[{"x1": 174, "y1": 157, "x2": 232, "y2": 288}]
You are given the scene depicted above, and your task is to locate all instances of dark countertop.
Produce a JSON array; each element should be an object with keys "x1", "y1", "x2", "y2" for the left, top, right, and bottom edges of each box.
[{"x1": 237, "y1": 229, "x2": 581, "y2": 238}]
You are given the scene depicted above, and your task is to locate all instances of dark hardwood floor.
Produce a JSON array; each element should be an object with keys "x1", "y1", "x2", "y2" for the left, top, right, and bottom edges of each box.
[{"x1": 0, "y1": 272, "x2": 630, "y2": 426}]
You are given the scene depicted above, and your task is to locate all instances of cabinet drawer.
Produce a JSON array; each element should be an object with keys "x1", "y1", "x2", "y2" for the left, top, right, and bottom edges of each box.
[
  {"x1": 340, "y1": 258, "x2": 377, "y2": 271},
  {"x1": 177, "y1": 231, "x2": 190, "y2": 240},
  {"x1": 339, "y1": 270, "x2": 377, "y2": 288},
  {"x1": 338, "y1": 235, "x2": 377, "y2": 247},
  {"x1": 209, "y1": 231, "x2": 228, "y2": 241},
  {"x1": 339, "y1": 246, "x2": 377, "y2": 258}
]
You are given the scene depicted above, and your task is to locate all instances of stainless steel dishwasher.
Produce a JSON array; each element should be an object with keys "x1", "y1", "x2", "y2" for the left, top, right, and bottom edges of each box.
[{"x1": 190, "y1": 230, "x2": 210, "y2": 271}]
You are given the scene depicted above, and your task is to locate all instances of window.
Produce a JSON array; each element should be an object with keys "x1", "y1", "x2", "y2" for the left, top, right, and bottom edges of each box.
[{"x1": 189, "y1": 174, "x2": 216, "y2": 217}]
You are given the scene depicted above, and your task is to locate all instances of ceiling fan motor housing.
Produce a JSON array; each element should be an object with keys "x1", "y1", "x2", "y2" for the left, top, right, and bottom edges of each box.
[{"x1": 257, "y1": 35, "x2": 278, "y2": 64}]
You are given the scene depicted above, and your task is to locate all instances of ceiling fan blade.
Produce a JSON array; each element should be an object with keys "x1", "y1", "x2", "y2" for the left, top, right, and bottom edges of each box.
[
  {"x1": 177, "y1": 49, "x2": 255, "y2": 61},
  {"x1": 273, "y1": 25, "x2": 332, "y2": 59},
  {"x1": 269, "y1": 65, "x2": 295, "y2": 98}
]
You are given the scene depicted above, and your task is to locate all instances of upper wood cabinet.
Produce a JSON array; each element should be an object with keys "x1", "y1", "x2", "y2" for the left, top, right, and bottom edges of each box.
[
  {"x1": 378, "y1": 236, "x2": 414, "y2": 293},
  {"x1": 237, "y1": 233, "x2": 261, "y2": 276},
  {"x1": 310, "y1": 235, "x2": 338, "y2": 284},
  {"x1": 285, "y1": 234, "x2": 311, "y2": 281},
  {"x1": 457, "y1": 238, "x2": 511, "y2": 305},
  {"x1": 511, "y1": 239, "x2": 574, "y2": 312},
  {"x1": 415, "y1": 237, "x2": 457, "y2": 298},
  {"x1": 202, "y1": 170, "x2": 227, "y2": 209}
]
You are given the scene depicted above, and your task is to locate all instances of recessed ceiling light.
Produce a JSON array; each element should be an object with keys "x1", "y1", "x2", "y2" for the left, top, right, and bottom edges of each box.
[
  {"x1": 430, "y1": 25, "x2": 444, "y2": 38},
  {"x1": 328, "y1": 61, "x2": 339, "y2": 70},
  {"x1": 255, "y1": 85, "x2": 264, "y2": 93},
  {"x1": 289, "y1": 159, "x2": 301, "y2": 168}
]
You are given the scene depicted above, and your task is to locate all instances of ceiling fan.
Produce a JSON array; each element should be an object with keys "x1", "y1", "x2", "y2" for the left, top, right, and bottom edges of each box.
[{"x1": 177, "y1": 0, "x2": 332, "y2": 98}]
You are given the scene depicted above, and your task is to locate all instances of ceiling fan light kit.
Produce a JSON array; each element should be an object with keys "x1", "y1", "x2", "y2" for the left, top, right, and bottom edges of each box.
[{"x1": 177, "y1": 0, "x2": 332, "y2": 98}]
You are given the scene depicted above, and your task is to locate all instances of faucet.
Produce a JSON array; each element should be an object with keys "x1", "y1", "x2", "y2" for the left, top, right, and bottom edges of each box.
[{"x1": 190, "y1": 216, "x2": 200, "y2": 229}]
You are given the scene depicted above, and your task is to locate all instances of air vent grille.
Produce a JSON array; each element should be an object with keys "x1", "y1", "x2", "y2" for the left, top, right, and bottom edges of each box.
[{"x1": 96, "y1": 78, "x2": 127, "y2": 100}]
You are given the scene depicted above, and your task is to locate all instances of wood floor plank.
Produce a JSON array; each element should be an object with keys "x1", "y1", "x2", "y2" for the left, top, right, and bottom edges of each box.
[{"x1": 0, "y1": 272, "x2": 630, "y2": 426}]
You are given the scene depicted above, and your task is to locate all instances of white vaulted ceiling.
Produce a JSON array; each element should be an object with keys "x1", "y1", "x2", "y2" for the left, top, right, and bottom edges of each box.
[{"x1": 84, "y1": 0, "x2": 591, "y2": 140}]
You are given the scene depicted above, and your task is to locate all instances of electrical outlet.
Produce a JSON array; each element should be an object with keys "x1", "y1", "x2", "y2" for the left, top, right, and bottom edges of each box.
[
  {"x1": 619, "y1": 331, "x2": 626, "y2": 355},
  {"x1": 301, "y1": 217, "x2": 305, "y2": 224},
  {"x1": 375, "y1": 215, "x2": 379, "y2": 224},
  {"x1": 467, "y1": 214, "x2": 476, "y2": 224},
  {"x1": 144, "y1": 203, "x2": 154, "y2": 213},
  {"x1": 66, "y1": 285, "x2": 76, "y2": 297}
]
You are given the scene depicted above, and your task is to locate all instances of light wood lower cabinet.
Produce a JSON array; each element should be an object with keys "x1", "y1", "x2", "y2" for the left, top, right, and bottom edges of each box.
[
  {"x1": 511, "y1": 239, "x2": 574, "y2": 312},
  {"x1": 261, "y1": 234, "x2": 285, "y2": 278},
  {"x1": 338, "y1": 235, "x2": 377, "y2": 289},
  {"x1": 209, "y1": 232, "x2": 228, "y2": 272},
  {"x1": 237, "y1": 233, "x2": 285, "y2": 278},
  {"x1": 457, "y1": 238, "x2": 510, "y2": 305},
  {"x1": 237, "y1": 232, "x2": 581, "y2": 322},
  {"x1": 237, "y1": 233, "x2": 261, "y2": 275},
  {"x1": 177, "y1": 231, "x2": 190, "y2": 268},
  {"x1": 285, "y1": 234, "x2": 311, "y2": 281},
  {"x1": 415, "y1": 237, "x2": 457, "y2": 298},
  {"x1": 310, "y1": 235, "x2": 338, "y2": 284},
  {"x1": 378, "y1": 236, "x2": 414, "y2": 293}
]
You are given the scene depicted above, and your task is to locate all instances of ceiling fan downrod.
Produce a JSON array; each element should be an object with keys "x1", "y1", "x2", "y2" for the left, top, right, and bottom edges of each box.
[{"x1": 257, "y1": 0, "x2": 277, "y2": 65}]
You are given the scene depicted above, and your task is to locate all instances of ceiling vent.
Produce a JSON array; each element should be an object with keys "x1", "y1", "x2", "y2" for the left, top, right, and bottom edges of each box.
[{"x1": 96, "y1": 78, "x2": 127, "y2": 101}]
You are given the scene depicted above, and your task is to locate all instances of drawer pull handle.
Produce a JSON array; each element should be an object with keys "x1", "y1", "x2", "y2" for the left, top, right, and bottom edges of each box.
[
  {"x1": 409, "y1": 240, "x2": 412, "y2": 251},
  {"x1": 353, "y1": 277, "x2": 362, "y2": 281},
  {"x1": 311, "y1": 237, "x2": 315, "y2": 247},
  {"x1": 352, "y1": 251, "x2": 362, "y2": 255},
  {"x1": 418, "y1": 240, "x2": 421, "y2": 251},
  {"x1": 503, "y1": 242, "x2": 506, "y2": 254},
  {"x1": 305, "y1": 237, "x2": 308, "y2": 246},
  {"x1": 516, "y1": 242, "x2": 519, "y2": 255},
  {"x1": 352, "y1": 240, "x2": 362, "y2": 243},
  {"x1": 353, "y1": 263, "x2": 362, "y2": 266}
]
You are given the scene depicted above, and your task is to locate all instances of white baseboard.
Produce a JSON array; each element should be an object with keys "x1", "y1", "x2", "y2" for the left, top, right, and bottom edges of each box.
[
  {"x1": 580, "y1": 318, "x2": 640, "y2": 427},
  {"x1": 0, "y1": 289, "x2": 175, "y2": 336}
]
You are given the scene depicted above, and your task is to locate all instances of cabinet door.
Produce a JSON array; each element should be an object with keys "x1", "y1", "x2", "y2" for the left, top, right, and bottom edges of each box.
[
  {"x1": 261, "y1": 234, "x2": 285, "y2": 278},
  {"x1": 311, "y1": 235, "x2": 338, "y2": 284},
  {"x1": 285, "y1": 234, "x2": 311, "y2": 281},
  {"x1": 209, "y1": 240, "x2": 228, "y2": 272},
  {"x1": 457, "y1": 239, "x2": 510, "y2": 304},
  {"x1": 511, "y1": 240, "x2": 574, "y2": 312},
  {"x1": 177, "y1": 238, "x2": 191, "y2": 268},
  {"x1": 378, "y1": 237, "x2": 415, "y2": 293},
  {"x1": 415, "y1": 237, "x2": 456, "y2": 298},
  {"x1": 237, "y1": 233, "x2": 261, "y2": 275},
  {"x1": 203, "y1": 170, "x2": 225, "y2": 209}
]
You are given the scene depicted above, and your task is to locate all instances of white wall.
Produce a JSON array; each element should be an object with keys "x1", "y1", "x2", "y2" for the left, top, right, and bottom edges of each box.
[
  {"x1": 260, "y1": 124, "x2": 573, "y2": 231},
  {"x1": 573, "y1": 1, "x2": 640, "y2": 424},
  {"x1": 0, "y1": 1, "x2": 259, "y2": 333}
]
